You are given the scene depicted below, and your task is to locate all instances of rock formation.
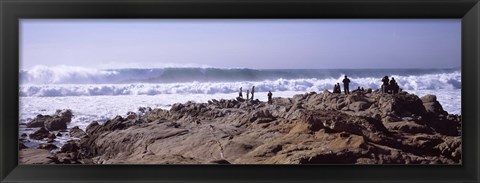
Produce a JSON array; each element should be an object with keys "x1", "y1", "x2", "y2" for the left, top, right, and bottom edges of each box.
[
  {"x1": 19, "y1": 90, "x2": 461, "y2": 164},
  {"x1": 73, "y1": 90, "x2": 461, "y2": 164},
  {"x1": 26, "y1": 109, "x2": 72, "y2": 131}
]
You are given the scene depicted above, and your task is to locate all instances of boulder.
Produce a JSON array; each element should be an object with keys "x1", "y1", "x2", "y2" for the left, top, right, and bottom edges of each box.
[
  {"x1": 26, "y1": 114, "x2": 49, "y2": 128},
  {"x1": 70, "y1": 126, "x2": 87, "y2": 138},
  {"x1": 44, "y1": 117, "x2": 68, "y2": 131},
  {"x1": 29, "y1": 127, "x2": 50, "y2": 140},
  {"x1": 421, "y1": 95, "x2": 447, "y2": 115},
  {"x1": 60, "y1": 140, "x2": 80, "y2": 153},
  {"x1": 27, "y1": 110, "x2": 72, "y2": 131},
  {"x1": 86, "y1": 121, "x2": 101, "y2": 135}
]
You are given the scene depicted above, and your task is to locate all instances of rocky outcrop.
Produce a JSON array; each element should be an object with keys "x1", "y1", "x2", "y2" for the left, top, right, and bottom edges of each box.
[
  {"x1": 421, "y1": 95, "x2": 447, "y2": 115},
  {"x1": 74, "y1": 90, "x2": 460, "y2": 164},
  {"x1": 26, "y1": 109, "x2": 72, "y2": 131}
]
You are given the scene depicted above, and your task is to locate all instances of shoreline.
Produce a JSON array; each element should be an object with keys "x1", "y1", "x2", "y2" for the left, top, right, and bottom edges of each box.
[{"x1": 19, "y1": 89, "x2": 461, "y2": 164}]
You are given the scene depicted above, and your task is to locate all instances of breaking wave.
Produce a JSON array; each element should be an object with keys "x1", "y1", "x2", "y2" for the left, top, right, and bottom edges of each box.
[
  {"x1": 20, "y1": 65, "x2": 461, "y2": 85},
  {"x1": 20, "y1": 71, "x2": 461, "y2": 97}
]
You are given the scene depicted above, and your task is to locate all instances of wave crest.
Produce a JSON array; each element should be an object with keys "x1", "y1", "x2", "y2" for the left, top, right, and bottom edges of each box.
[
  {"x1": 21, "y1": 65, "x2": 460, "y2": 84},
  {"x1": 20, "y1": 71, "x2": 461, "y2": 97}
]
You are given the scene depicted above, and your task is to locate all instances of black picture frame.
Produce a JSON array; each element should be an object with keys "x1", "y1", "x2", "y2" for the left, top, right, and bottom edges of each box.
[{"x1": 1, "y1": 0, "x2": 479, "y2": 182}]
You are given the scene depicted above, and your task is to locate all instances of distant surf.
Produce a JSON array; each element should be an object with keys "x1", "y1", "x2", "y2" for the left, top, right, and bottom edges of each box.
[
  {"x1": 20, "y1": 66, "x2": 460, "y2": 97},
  {"x1": 21, "y1": 65, "x2": 460, "y2": 84}
]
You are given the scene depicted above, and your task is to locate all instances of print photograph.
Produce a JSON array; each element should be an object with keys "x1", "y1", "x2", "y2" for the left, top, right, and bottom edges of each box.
[{"x1": 18, "y1": 19, "x2": 461, "y2": 165}]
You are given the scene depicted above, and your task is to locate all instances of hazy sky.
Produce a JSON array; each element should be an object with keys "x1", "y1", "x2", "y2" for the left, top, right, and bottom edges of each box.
[{"x1": 21, "y1": 19, "x2": 460, "y2": 70}]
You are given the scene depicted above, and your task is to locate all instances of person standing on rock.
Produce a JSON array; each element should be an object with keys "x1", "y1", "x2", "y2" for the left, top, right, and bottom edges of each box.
[
  {"x1": 251, "y1": 86, "x2": 255, "y2": 100},
  {"x1": 342, "y1": 75, "x2": 351, "y2": 95},
  {"x1": 246, "y1": 89, "x2": 249, "y2": 100},
  {"x1": 267, "y1": 91, "x2": 273, "y2": 104},
  {"x1": 382, "y1": 75, "x2": 390, "y2": 94},
  {"x1": 239, "y1": 87, "x2": 243, "y2": 98}
]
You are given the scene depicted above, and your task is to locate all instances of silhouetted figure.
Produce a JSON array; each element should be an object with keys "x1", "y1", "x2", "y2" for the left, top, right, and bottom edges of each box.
[
  {"x1": 390, "y1": 77, "x2": 399, "y2": 94},
  {"x1": 246, "y1": 90, "x2": 249, "y2": 100},
  {"x1": 381, "y1": 76, "x2": 390, "y2": 94},
  {"x1": 361, "y1": 87, "x2": 365, "y2": 91},
  {"x1": 333, "y1": 83, "x2": 341, "y2": 93},
  {"x1": 352, "y1": 86, "x2": 362, "y2": 92},
  {"x1": 251, "y1": 86, "x2": 255, "y2": 100},
  {"x1": 267, "y1": 91, "x2": 273, "y2": 104},
  {"x1": 239, "y1": 87, "x2": 243, "y2": 98},
  {"x1": 342, "y1": 75, "x2": 350, "y2": 95}
]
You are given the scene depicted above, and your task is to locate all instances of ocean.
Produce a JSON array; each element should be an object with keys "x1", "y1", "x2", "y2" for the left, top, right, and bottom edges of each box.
[{"x1": 19, "y1": 66, "x2": 462, "y2": 137}]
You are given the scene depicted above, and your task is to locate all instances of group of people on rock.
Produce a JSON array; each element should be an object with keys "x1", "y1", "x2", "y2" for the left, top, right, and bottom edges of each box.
[
  {"x1": 381, "y1": 75, "x2": 400, "y2": 94},
  {"x1": 333, "y1": 75, "x2": 401, "y2": 95},
  {"x1": 333, "y1": 75, "x2": 351, "y2": 94},
  {"x1": 237, "y1": 75, "x2": 402, "y2": 105},
  {"x1": 239, "y1": 86, "x2": 274, "y2": 104}
]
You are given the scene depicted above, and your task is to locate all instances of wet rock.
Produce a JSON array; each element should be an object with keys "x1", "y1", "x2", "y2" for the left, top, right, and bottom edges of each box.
[
  {"x1": 26, "y1": 114, "x2": 50, "y2": 128},
  {"x1": 44, "y1": 117, "x2": 68, "y2": 131},
  {"x1": 27, "y1": 110, "x2": 73, "y2": 131},
  {"x1": 29, "y1": 127, "x2": 50, "y2": 140}
]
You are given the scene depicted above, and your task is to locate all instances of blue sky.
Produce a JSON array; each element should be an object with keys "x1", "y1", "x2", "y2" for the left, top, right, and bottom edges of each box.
[{"x1": 20, "y1": 19, "x2": 460, "y2": 70}]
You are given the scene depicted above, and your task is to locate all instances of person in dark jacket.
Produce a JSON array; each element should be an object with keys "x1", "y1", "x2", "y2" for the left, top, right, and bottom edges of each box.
[
  {"x1": 342, "y1": 75, "x2": 351, "y2": 95},
  {"x1": 246, "y1": 89, "x2": 249, "y2": 100},
  {"x1": 267, "y1": 91, "x2": 273, "y2": 104},
  {"x1": 333, "y1": 83, "x2": 341, "y2": 93},
  {"x1": 239, "y1": 87, "x2": 243, "y2": 98},
  {"x1": 390, "y1": 77, "x2": 399, "y2": 94},
  {"x1": 251, "y1": 86, "x2": 255, "y2": 100},
  {"x1": 381, "y1": 75, "x2": 390, "y2": 94}
]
